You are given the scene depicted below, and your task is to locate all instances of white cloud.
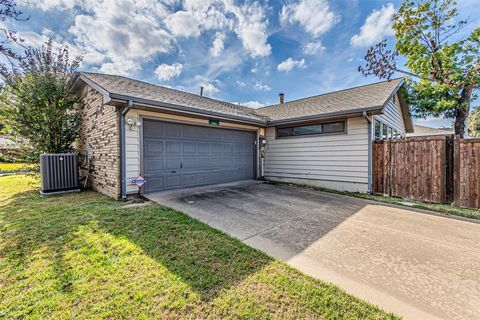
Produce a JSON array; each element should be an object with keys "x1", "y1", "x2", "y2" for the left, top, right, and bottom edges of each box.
[
  {"x1": 24, "y1": 0, "x2": 272, "y2": 76},
  {"x1": 154, "y1": 63, "x2": 183, "y2": 81},
  {"x1": 30, "y1": 0, "x2": 76, "y2": 11},
  {"x1": 183, "y1": 0, "x2": 232, "y2": 30},
  {"x1": 228, "y1": 2, "x2": 271, "y2": 58},
  {"x1": 165, "y1": 11, "x2": 201, "y2": 37},
  {"x1": 99, "y1": 60, "x2": 140, "y2": 76},
  {"x1": 236, "y1": 80, "x2": 246, "y2": 87},
  {"x1": 280, "y1": 0, "x2": 339, "y2": 37},
  {"x1": 350, "y1": 3, "x2": 396, "y2": 47},
  {"x1": 277, "y1": 58, "x2": 306, "y2": 72},
  {"x1": 254, "y1": 82, "x2": 271, "y2": 91},
  {"x1": 303, "y1": 41, "x2": 325, "y2": 55},
  {"x1": 179, "y1": 0, "x2": 271, "y2": 58},
  {"x1": 201, "y1": 82, "x2": 220, "y2": 95},
  {"x1": 68, "y1": 0, "x2": 172, "y2": 75},
  {"x1": 240, "y1": 101, "x2": 265, "y2": 109},
  {"x1": 17, "y1": 29, "x2": 104, "y2": 66},
  {"x1": 210, "y1": 32, "x2": 225, "y2": 57}
]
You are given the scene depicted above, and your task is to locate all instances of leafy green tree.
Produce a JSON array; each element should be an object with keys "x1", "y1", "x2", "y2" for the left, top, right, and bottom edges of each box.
[
  {"x1": 0, "y1": 40, "x2": 83, "y2": 162},
  {"x1": 469, "y1": 106, "x2": 480, "y2": 137},
  {"x1": 359, "y1": 0, "x2": 480, "y2": 137}
]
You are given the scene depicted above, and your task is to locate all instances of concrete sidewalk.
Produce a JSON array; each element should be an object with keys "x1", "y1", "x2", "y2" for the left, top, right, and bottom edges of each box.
[{"x1": 146, "y1": 181, "x2": 480, "y2": 320}]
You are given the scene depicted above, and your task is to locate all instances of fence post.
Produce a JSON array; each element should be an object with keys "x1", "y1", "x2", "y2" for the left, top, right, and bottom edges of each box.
[
  {"x1": 381, "y1": 140, "x2": 391, "y2": 197},
  {"x1": 453, "y1": 135, "x2": 461, "y2": 206},
  {"x1": 445, "y1": 135, "x2": 454, "y2": 203}
]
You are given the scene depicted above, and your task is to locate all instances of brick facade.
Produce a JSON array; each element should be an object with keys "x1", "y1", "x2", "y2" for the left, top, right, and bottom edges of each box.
[{"x1": 77, "y1": 85, "x2": 120, "y2": 198}]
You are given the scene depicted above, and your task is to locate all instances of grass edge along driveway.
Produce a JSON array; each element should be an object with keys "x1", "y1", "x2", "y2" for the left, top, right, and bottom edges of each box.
[{"x1": 0, "y1": 175, "x2": 399, "y2": 319}]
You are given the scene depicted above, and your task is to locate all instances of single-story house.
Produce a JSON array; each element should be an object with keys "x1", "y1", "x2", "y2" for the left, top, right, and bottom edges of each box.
[
  {"x1": 406, "y1": 124, "x2": 454, "y2": 137},
  {"x1": 70, "y1": 72, "x2": 413, "y2": 199}
]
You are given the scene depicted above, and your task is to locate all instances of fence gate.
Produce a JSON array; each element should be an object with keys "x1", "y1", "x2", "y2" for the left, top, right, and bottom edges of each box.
[{"x1": 373, "y1": 136, "x2": 453, "y2": 204}]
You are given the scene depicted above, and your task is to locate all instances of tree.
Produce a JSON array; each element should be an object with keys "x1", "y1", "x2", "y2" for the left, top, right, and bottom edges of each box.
[
  {"x1": 0, "y1": 0, "x2": 28, "y2": 70},
  {"x1": 359, "y1": 0, "x2": 480, "y2": 137},
  {"x1": 0, "y1": 40, "x2": 83, "y2": 162},
  {"x1": 469, "y1": 105, "x2": 480, "y2": 137}
]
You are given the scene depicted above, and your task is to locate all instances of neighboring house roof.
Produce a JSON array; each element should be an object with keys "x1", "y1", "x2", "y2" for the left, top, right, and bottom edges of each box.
[
  {"x1": 407, "y1": 125, "x2": 454, "y2": 137},
  {"x1": 72, "y1": 72, "x2": 410, "y2": 128},
  {"x1": 257, "y1": 78, "x2": 404, "y2": 123},
  {"x1": 75, "y1": 72, "x2": 268, "y2": 123}
]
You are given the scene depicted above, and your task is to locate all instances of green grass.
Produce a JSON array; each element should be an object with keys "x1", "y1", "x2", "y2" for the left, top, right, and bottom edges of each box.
[
  {"x1": 306, "y1": 186, "x2": 480, "y2": 220},
  {"x1": 0, "y1": 175, "x2": 398, "y2": 319},
  {"x1": 0, "y1": 162, "x2": 35, "y2": 172}
]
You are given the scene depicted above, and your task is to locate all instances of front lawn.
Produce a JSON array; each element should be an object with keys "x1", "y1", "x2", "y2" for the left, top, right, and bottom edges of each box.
[
  {"x1": 0, "y1": 175, "x2": 398, "y2": 319},
  {"x1": 0, "y1": 162, "x2": 35, "y2": 172}
]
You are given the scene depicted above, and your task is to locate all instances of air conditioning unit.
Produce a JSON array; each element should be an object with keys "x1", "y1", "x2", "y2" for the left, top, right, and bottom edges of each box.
[{"x1": 40, "y1": 153, "x2": 80, "y2": 195}]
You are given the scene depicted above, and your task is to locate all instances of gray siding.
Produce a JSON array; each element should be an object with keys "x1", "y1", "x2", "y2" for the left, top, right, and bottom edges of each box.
[
  {"x1": 375, "y1": 94, "x2": 406, "y2": 134},
  {"x1": 264, "y1": 117, "x2": 369, "y2": 192}
]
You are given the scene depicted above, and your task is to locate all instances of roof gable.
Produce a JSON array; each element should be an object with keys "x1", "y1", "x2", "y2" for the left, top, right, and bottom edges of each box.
[{"x1": 257, "y1": 78, "x2": 404, "y2": 122}]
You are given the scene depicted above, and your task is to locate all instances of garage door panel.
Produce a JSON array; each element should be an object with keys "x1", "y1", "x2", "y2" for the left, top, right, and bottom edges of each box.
[
  {"x1": 182, "y1": 158, "x2": 197, "y2": 169},
  {"x1": 146, "y1": 177, "x2": 164, "y2": 189},
  {"x1": 223, "y1": 143, "x2": 234, "y2": 154},
  {"x1": 223, "y1": 157, "x2": 234, "y2": 167},
  {"x1": 198, "y1": 143, "x2": 210, "y2": 154},
  {"x1": 165, "y1": 175, "x2": 182, "y2": 188},
  {"x1": 196, "y1": 173, "x2": 210, "y2": 185},
  {"x1": 165, "y1": 123, "x2": 182, "y2": 137},
  {"x1": 183, "y1": 126, "x2": 196, "y2": 138},
  {"x1": 145, "y1": 159, "x2": 164, "y2": 171},
  {"x1": 182, "y1": 174, "x2": 196, "y2": 186},
  {"x1": 165, "y1": 158, "x2": 182, "y2": 170},
  {"x1": 196, "y1": 127, "x2": 211, "y2": 139},
  {"x1": 145, "y1": 140, "x2": 164, "y2": 154},
  {"x1": 182, "y1": 142, "x2": 197, "y2": 153},
  {"x1": 197, "y1": 158, "x2": 210, "y2": 168},
  {"x1": 211, "y1": 158, "x2": 222, "y2": 167},
  {"x1": 211, "y1": 142, "x2": 222, "y2": 154},
  {"x1": 144, "y1": 122, "x2": 164, "y2": 138},
  {"x1": 166, "y1": 141, "x2": 181, "y2": 154},
  {"x1": 222, "y1": 131, "x2": 234, "y2": 142},
  {"x1": 143, "y1": 119, "x2": 255, "y2": 193},
  {"x1": 234, "y1": 143, "x2": 243, "y2": 154},
  {"x1": 244, "y1": 143, "x2": 254, "y2": 153},
  {"x1": 211, "y1": 172, "x2": 223, "y2": 182}
]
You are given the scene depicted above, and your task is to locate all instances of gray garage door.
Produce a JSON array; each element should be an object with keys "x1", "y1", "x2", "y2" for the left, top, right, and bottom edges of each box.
[{"x1": 143, "y1": 120, "x2": 256, "y2": 193}]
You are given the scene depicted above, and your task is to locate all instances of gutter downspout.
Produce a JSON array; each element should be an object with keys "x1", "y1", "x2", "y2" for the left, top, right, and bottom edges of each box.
[
  {"x1": 120, "y1": 100, "x2": 133, "y2": 199},
  {"x1": 363, "y1": 111, "x2": 373, "y2": 194}
]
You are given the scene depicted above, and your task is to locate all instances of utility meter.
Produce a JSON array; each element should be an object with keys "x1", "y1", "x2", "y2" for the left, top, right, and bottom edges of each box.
[{"x1": 259, "y1": 137, "x2": 267, "y2": 147}]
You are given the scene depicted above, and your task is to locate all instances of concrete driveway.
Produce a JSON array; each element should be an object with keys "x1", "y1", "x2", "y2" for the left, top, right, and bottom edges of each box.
[{"x1": 146, "y1": 181, "x2": 480, "y2": 320}]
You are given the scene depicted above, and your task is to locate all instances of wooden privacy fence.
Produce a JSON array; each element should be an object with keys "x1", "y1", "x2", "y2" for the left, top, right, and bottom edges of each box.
[
  {"x1": 454, "y1": 136, "x2": 480, "y2": 209},
  {"x1": 373, "y1": 135, "x2": 480, "y2": 209}
]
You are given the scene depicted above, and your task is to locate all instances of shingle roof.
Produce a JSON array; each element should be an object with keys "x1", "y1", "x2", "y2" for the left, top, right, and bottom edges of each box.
[
  {"x1": 407, "y1": 125, "x2": 454, "y2": 137},
  {"x1": 79, "y1": 72, "x2": 268, "y2": 122},
  {"x1": 257, "y1": 78, "x2": 404, "y2": 122},
  {"x1": 77, "y1": 72, "x2": 406, "y2": 125}
]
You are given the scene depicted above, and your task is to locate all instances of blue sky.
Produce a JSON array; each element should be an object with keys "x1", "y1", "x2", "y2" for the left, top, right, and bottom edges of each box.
[{"x1": 7, "y1": 0, "x2": 480, "y2": 128}]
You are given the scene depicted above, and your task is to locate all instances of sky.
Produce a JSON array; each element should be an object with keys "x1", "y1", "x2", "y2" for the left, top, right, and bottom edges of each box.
[{"x1": 5, "y1": 0, "x2": 480, "y2": 128}]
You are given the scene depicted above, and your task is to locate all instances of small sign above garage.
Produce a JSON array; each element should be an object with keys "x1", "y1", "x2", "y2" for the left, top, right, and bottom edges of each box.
[{"x1": 208, "y1": 119, "x2": 220, "y2": 126}]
